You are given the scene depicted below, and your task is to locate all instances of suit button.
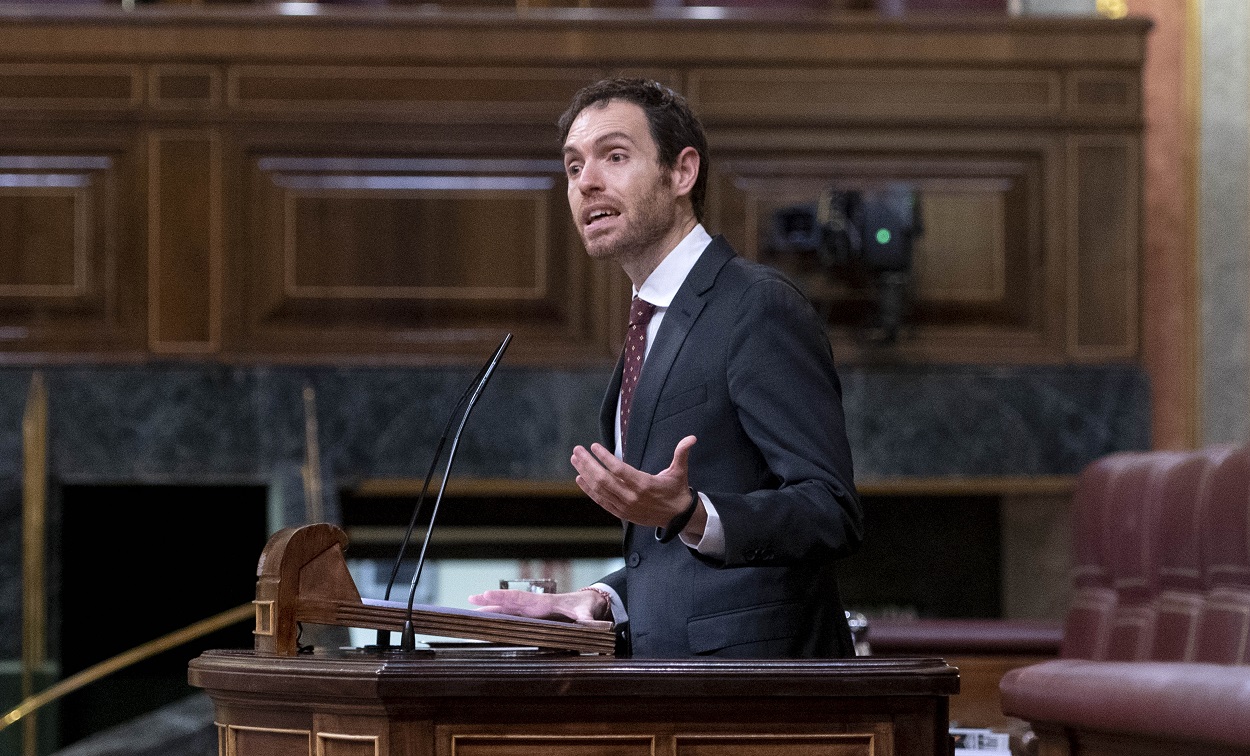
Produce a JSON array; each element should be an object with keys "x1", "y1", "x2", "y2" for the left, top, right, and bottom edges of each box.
[{"x1": 627, "y1": 552, "x2": 641, "y2": 567}]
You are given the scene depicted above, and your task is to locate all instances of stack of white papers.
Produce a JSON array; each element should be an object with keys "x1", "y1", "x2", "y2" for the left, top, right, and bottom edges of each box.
[{"x1": 951, "y1": 727, "x2": 1011, "y2": 755}]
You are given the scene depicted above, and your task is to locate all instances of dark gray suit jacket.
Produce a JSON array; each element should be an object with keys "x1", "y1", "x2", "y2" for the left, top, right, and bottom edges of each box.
[{"x1": 598, "y1": 235, "x2": 863, "y2": 658}]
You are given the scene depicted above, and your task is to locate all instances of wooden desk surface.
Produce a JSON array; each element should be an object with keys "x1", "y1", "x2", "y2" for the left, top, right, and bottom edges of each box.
[{"x1": 191, "y1": 647, "x2": 958, "y2": 697}]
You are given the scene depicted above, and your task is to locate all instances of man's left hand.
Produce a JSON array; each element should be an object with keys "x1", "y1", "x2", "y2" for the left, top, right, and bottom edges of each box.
[{"x1": 571, "y1": 435, "x2": 699, "y2": 529}]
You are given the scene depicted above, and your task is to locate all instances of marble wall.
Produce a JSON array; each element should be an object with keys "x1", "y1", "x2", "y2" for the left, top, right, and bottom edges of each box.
[
  {"x1": 0, "y1": 361, "x2": 1150, "y2": 658},
  {"x1": 1200, "y1": 0, "x2": 1250, "y2": 445}
]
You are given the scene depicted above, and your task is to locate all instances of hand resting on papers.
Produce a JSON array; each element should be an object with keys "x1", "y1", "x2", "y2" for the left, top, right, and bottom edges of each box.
[{"x1": 468, "y1": 588, "x2": 613, "y2": 629}]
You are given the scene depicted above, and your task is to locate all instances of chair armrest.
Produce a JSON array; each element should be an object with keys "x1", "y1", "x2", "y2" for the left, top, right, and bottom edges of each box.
[{"x1": 1000, "y1": 659, "x2": 1250, "y2": 749}]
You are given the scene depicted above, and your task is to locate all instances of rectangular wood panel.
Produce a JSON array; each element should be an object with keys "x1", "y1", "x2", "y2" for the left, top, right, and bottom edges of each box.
[
  {"x1": 238, "y1": 152, "x2": 617, "y2": 362},
  {"x1": 229, "y1": 66, "x2": 600, "y2": 122},
  {"x1": 688, "y1": 68, "x2": 1061, "y2": 124},
  {"x1": 1069, "y1": 70, "x2": 1140, "y2": 117},
  {"x1": 318, "y1": 733, "x2": 380, "y2": 756},
  {"x1": 449, "y1": 735, "x2": 654, "y2": 756},
  {"x1": 282, "y1": 185, "x2": 549, "y2": 299},
  {"x1": 675, "y1": 734, "x2": 876, "y2": 756},
  {"x1": 230, "y1": 725, "x2": 311, "y2": 756},
  {"x1": 149, "y1": 131, "x2": 220, "y2": 353},
  {"x1": 0, "y1": 150, "x2": 147, "y2": 354},
  {"x1": 0, "y1": 64, "x2": 140, "y2": 109},
  {"x1": 0, "y1": 188, "x2": 85, "y2": 296},
  {"x1": 912, "y1": 192, "x2": 1006, "y2": 302},
  {"x1": 1069, "y1": 136, "x2": 1138, "y2": 358},
  {"x1": 713, "y1": 148, "x2": 1056, "y2": 362},
  {"x1": 150, "y1": 65, "x2": 222, "y2": 110}
]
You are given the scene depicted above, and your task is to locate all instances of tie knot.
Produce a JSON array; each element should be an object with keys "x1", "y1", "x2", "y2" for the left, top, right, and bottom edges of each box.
[{"x1": 629, "y1": 297, "x2": 657, "y2": 327}]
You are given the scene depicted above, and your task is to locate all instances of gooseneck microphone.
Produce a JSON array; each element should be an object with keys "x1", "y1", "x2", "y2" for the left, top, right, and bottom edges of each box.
[
  {"x1": 377, "y1": 333, "x2": 513, "y2": 651},
  {"x1": 372, "y1": 357, "x2": 488, "y2": 649},
  {"x1": 378, "y1": 351, "x2": 498, "y2": 603}
]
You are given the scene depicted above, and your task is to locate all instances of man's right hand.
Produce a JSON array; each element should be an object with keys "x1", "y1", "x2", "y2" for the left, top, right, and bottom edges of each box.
[{"x1": 467, "y1": 588, "x2": 609, "y2": 624}]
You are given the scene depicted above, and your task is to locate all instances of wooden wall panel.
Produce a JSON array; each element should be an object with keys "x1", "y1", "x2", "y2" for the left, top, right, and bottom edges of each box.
[
  {"x1": 0, "y1": 9, "x2": 1147, "y2": 366},
  {"x1": 236, "y1": 153, "x2": 619, "y2": 363},
  {"x1": 912, "y1": 192, "x2": 1006, "y2": 303},
  {"x1": 228, "y1": 66, "x2": 599, "y2": 123},
  {"x1": 1068, "y1": 135, "x2": 1138, "y2": 359},
  {"x1": 712, "y1": 145, "x2": 1060, "y2": 362},
  {"x1": 688, "y1": 68, "x2": 1062, "y2": 125},
  {"x1": 0, "y1": 64, "x2": 141, "y2": 112},
  {"x1": 149, "y1": 130, "x2": 221, "y2": 353},
  {"x1": 150, "y1": 65, "x2": 223, "y2": 110},
  {"x1": 0, "y1": 185, "x2": 83, "y2": 296},
  {"x1": 1068, "y1": 69, "x2": 1141, "y2": 120},
  {"x1": 0, "y1": 150, "x2": 144, "y2": 353}
]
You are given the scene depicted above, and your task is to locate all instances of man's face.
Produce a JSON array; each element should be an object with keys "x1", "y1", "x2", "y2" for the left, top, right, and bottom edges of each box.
[{"x1": 562, "y1": 99, "x2": 682, "y2": 264}]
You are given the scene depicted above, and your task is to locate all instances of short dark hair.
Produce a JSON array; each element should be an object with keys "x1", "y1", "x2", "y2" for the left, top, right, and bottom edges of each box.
[{"x1": 558, "y1": 77, "x2": 710, "y2": 223}]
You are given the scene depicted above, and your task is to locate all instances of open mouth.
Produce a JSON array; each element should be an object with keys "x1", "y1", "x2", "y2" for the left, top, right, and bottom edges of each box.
[{"x1": 586, "y1": 208, "x2": 619, "y2": 227}]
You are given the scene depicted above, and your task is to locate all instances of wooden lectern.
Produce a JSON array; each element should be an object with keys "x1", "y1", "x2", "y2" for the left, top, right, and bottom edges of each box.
[
  {"x1": 188, "y1": 524, "x2": 960, "y2": 756},
  {"x1": 250, "y1": 523, "x2": 615, "y2": 656}
]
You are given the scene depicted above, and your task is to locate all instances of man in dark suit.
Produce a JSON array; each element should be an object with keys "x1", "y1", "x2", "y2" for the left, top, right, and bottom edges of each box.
[{"x1": 470, "y1": 78, "x2": 863, "y2": 658}]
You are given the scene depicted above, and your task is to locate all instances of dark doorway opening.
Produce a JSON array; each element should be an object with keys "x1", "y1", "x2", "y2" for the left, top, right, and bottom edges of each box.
[
  {"x1": 837, "y1": 494, "x2": 1002, "y2": 619},
  {"x1": 56, "y1": 484, "x2": 269, "y2": 749}
]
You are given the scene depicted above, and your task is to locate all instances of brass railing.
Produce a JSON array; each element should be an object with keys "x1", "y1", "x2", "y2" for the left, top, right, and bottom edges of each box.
[
  {"x1": 20, "y1": 373, "x2": 47, "y2": 756},
  {"x1": 5, "y1": 370, "x2": 292, "y2": 753},
  {"x1": 0, "y1": 602, "x2": 253, "y2": 735}
]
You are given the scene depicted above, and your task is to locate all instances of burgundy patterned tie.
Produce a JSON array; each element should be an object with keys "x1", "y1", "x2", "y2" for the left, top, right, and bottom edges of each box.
[{"x1": 619, "y1": 296, "x2": 657, "y2": 455}]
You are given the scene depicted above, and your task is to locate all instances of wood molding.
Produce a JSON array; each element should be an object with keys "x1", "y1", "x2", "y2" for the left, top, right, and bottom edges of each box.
[{"x1": 350, "y1": 475, "x2": 1077, "y2": 499}]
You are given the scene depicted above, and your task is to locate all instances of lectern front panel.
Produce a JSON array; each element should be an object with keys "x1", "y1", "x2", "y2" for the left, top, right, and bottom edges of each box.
[
  {"x1": 189, "y1": 651, "x2": 958, "y2": 756},
  {"x1": 448, "y1": 735, "x2": 653, "y2": 756}
]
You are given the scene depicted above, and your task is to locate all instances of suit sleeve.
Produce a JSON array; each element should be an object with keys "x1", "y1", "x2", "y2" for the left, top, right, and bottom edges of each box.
[
  {"x1": 599, "y1": 566, "x2": 627, "y2": 604},
  {"x1": 708, "y1": 277, "x2": 863, "y2": 567}
]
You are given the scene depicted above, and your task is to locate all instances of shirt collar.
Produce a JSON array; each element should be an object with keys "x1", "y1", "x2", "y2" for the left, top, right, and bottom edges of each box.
[{"x1": 634, "y1": 224, "x2": 713, "y2": 307}]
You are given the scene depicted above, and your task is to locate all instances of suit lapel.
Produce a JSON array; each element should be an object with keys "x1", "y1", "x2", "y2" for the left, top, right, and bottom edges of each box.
[{"x1": 622, "y1": 236, "x2": 735, "y2": 468}]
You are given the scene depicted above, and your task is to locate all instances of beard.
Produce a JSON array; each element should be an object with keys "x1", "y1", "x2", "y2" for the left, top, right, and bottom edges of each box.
[{"x1": 577, "y1": 174, "x2": 678, "y2": 265}]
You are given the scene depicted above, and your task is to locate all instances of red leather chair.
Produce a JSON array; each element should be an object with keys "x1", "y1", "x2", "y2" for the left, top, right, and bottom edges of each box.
[
  {"x1": 1059, "y1": 452, "x2": 1137, "y2": 660},
  {"x1": 1002, "y1": 446, "x2": 1250, "y2": 756},
  {"x1": 1193, "y1": 445, "x2": 1250, "y2": 664},
  {"x1": 1148, "y1": 447, "x2": 1231, "y2": 661},
  {"x1": 1103, "y1": 451, "x2": 1186, "y2": 661}
]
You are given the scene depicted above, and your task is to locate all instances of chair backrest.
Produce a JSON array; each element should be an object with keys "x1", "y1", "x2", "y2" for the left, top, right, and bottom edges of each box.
[
  {"x1": 1194, "y1": 445, "x2": 1250, "y2": 664},
  {"x1": 1060, "y1": 452, "x2": 1136, "y2": 660},
  {"x1": 1104, "y1": 451, "x2": 1186, "y2": 661},
  {"x1": 1148, "y1": 447, "x2": 1230, "y2": 661}
]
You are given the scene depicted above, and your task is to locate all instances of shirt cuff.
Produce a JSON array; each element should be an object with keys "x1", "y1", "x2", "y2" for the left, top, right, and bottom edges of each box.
[
  {"x1": 679, "y1": 492, "x2": 725, "y2": 558},
  {"x1": 589, "y1": 582, "x2": 629, "y2": 624}
]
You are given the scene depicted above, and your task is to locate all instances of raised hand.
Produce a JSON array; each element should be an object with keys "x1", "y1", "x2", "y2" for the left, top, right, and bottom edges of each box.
[{"x1": 571, "y1": 435, "x2": 701, "y2": 530}]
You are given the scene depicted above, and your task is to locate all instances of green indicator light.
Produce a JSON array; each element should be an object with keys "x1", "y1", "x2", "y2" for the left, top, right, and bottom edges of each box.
[{"x1": 875, "y1": 228, "x2": 892, "y2": 245}]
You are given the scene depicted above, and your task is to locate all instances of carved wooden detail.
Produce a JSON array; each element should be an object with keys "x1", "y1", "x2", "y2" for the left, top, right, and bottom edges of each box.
[{"x1": 0, "y1": 7, "x2": 1148, "y2": 366}]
